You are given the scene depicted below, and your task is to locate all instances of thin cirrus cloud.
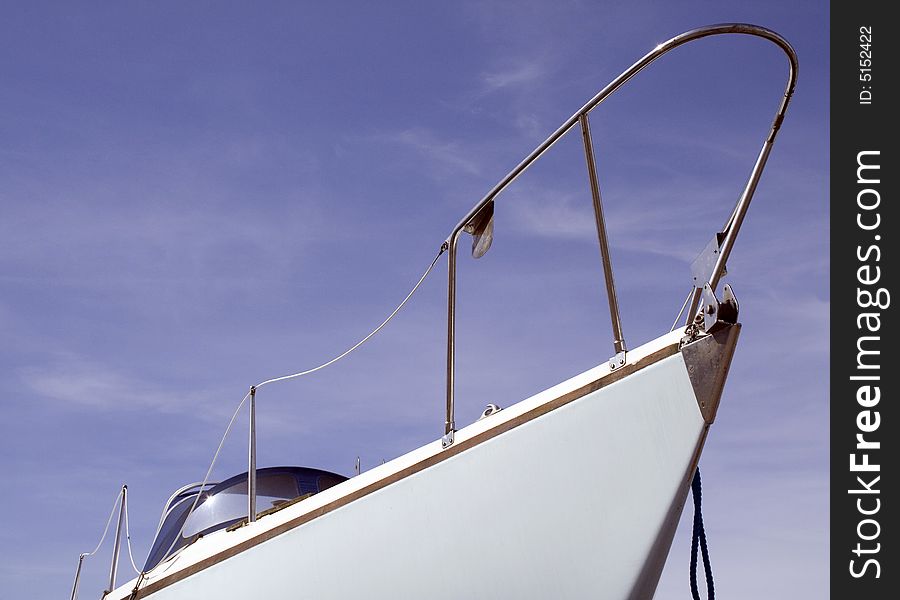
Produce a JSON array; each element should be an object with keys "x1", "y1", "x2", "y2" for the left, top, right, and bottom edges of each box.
[
  {"x1": 501, "y1": 180, "x2": 720, "y2": 262},
  {"x1": 373, "y1": 127, "x2": 485, "y2": 177},
  {"x1": 479, "y1": 60, "x2": 549, "y2": 94},
  {"x1": 0, "y1": 188, "x2": 327, "y2": 295},
  {"x1": 20, "y1": 356, "x2": 207, "y2": 415}
]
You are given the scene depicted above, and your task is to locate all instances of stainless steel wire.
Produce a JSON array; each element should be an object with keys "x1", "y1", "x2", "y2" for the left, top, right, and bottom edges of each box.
[
  {"x1": 671, "y1": 288, "x2": 695, "y2": 332},
  {"x1": 145, "y1": 389, "x2": 252, "y2": 577},
  {"x1": 255, "y1": 246, "x2": 445, "y2": 390},
  {"x1": 81, "y1": 487, "x2": 123, "y2": 558},
  {"x1": 138, "y1": 247, "x2": 446, "y2": 585},
  {"x1": 123, "y1": 490, "x2": 142, "y2": 575},
  {"x1": 69, "y1": 487, "x2": 124, "y2": 600}
]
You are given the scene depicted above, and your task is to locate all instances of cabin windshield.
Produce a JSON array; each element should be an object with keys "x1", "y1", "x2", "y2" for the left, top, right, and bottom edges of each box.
[{"x1": 143, "y1": 466, "x2": 347, "y2": 571}]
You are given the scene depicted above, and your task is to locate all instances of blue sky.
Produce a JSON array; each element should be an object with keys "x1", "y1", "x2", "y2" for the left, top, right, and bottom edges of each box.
[{"x1": 0, "y1": 2, "x2": 827, "y2": 597}]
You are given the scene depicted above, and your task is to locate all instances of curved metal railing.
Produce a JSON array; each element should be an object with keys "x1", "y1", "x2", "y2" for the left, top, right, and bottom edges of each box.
[{"x1": 440, "y1": 23, "x2": 798, "y2": 445}]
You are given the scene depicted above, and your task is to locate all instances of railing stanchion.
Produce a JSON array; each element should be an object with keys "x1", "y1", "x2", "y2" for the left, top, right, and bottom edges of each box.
[
  {"x1": 105, "y1": 485, "x2": 127, "y2": 595},
  {"x1": 444, "y1": 236, "x2": 459, "y2": 447},
  {"x1": 248, "y1": 386, "x2": 257, "y2": 522},
  {"x1": 70, "y1": 554, "x2": 86, "y2": 600},
  {"x1": 579, "y1": 113, "x2": 626, "y2": 355}
]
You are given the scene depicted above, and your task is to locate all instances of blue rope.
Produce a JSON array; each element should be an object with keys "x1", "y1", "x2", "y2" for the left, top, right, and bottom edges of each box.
[{"x1": 690, "y1": 468, "x2": 714, "y2": 600}]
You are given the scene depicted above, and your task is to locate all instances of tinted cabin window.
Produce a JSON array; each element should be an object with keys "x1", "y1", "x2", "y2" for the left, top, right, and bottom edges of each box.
[
  {"x1": 183, "y1": 474, "x2": 300, "y2": 537},
  {"x1": 144, "y1": 467, "x2": 347, "y2": 571}
]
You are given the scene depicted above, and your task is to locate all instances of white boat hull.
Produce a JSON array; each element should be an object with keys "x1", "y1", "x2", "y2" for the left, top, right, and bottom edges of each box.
[{"x1": 115, "y1": 327, "x2": 737, "y2": 600}]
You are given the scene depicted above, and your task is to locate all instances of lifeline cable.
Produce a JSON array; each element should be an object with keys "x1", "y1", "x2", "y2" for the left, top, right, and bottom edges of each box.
[
  {"x1": 147, "y1": 389, "x2": 253, "y2": 571},
  {"x1": 123, "y1": 488, "x2": 142, "y2": 575},
  {"x1": 690, "y1": 468, "x2": 715, "y2": 600},
  {"x1": 138, "y1": 245, "x2": 446, "y2": 584},
  {"x1": 254, "y1": 244, "x2": 446, "y2": 390},
  {"x1": 69, "y1": 487, "x2": 124, "y2": 600},
  {"x1": 81, "y1": 487, "x2": 123, "y2": 559}
]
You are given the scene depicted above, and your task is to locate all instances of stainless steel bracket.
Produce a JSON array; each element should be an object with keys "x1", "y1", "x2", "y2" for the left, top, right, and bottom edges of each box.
[
  {"x1": 608, "y1": 351, "x2": 627, "y2": 371},
  {"x1": 441, "y1": 430, "x2": 455, "y2": 449},
  {"x1": 690, "y1": 233, "x2": 727, "y2": 288}
]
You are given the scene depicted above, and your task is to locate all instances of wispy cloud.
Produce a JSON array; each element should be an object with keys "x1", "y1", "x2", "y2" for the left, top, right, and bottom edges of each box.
[
  {"x1": 480, "y1": 61, "x2": 547, "y2": 94},
  {"x1": 502, "y1": 178, "x2": 716, "y2": 262},
  {"x1": 465, "y1": 56, "x2": 557, "y2": 139},
  {"x1": 374, "y1": 127, "x2": 484, "y2": 178},
  {"x1": 20, "y1": 356, "x2": 207, "y2": 414},
  {"x1": 506, "y1": 188, "x2": 596, "y2": 240},
  {"x1": 0, "y1": 186, "x2": 330, "y2": 297}
]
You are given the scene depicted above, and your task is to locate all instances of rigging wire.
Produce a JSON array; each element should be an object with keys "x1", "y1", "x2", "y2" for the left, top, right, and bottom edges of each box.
[
  {"x1": 138, "y1": 245, "x2": 446, "y2": 583},
  {"x1": 255, "y1": 245, "x2": 446, "y2": 390},
  {"x1": 123, "y1": 489, "x2": 142, "y2": 575},
  {"x1": 148, "y1": 389, "x2": 252, "y2": 571},
  {"x1": 69, "y1": 487, "x2": 124, "y2": 600},
  {"x1": 82, "y1": 487, "x2": 123, "y2": 559},
  {"x1": 671, "y1": 287, "x2": 694, "y2": 332}
]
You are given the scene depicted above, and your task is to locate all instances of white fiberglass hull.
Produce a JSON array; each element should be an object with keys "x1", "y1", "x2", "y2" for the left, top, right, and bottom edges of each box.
[{"x1": 114, "y1": 326, "x2": 738, "y2": 600}]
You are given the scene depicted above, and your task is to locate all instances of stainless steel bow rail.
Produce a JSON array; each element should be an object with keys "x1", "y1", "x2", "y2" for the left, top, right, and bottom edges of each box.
[
  {"x1": 440, "y1": 23, "x2": 797, "y2": 447},
  {"x1": 206, "y1": 23, "x2": 800, "y2": 532}
]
